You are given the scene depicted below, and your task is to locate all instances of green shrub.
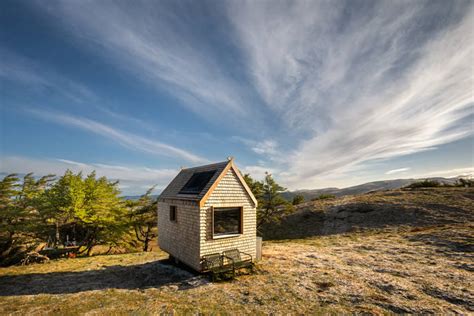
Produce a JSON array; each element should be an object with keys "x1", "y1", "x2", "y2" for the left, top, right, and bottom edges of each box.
[
  {"x1": 311, "y1": 194, "x2": 336, "y2": 201},
  {"x1": 454, "y1": 178, "x2": 473, "y2": 187},
  {"x1": 292, "y1": 194, "x2": 305, "y2": 205},
  {"x1": 406, "y1": 180, "x2": 441, "y2": 188}
]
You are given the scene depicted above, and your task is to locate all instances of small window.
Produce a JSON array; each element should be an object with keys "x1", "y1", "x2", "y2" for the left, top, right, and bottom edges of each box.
[
  {"x1": 213, "y1": 207, "x2": 242, "y2": 237},
  {"x1": 170, "y1": 205, "x2": 177, "y2": 222}
]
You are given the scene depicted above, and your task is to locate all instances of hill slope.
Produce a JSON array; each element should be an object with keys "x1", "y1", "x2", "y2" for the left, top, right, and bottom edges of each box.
[
  {"x1": 265, "y1": 187, "x2": 473, "y2": 239},
  {"x1": 282, "y1": 176, "x2": 465, "y2": 200},
  {"x1": 0, "y1": 188, "x2": 472, "y2": 314}
]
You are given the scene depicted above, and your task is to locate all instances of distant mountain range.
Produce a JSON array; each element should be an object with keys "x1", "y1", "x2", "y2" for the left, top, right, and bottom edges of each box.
[
  {"x1": 281, "y1": 176, "x2": 469, "y2": 201},
  {"x1": 124, "y1": 175, "x2": 470, "y2": 201}
]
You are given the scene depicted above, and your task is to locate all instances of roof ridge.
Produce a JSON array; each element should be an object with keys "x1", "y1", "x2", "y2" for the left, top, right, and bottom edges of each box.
[
  {"x1": 182, "y1": 160, "x2": 230, "y2": 171},
  {"x1": 159, "y1": 159, "x2": 257, "y2": 207},
  {"x1": 158, "y1": 160, "x2": 231, "y2": 201}
]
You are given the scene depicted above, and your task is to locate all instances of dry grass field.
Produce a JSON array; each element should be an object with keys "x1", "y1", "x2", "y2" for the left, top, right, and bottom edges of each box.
[{"x1": 0, "y1": 188, "x2": 472, "y2": 314}]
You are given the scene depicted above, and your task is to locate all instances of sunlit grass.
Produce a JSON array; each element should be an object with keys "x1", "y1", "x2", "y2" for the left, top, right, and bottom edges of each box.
[{"x1": 0, "y1": 188, "x2": 472, "y2": 314}]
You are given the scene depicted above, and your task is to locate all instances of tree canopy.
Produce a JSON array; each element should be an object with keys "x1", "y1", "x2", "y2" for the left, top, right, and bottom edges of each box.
[
  {"x1": 243, "y1": 172, "x2": 293, "y2": 232},
  {"x1": 0, "y1": 171, "x2": 157, "y2": 266}
]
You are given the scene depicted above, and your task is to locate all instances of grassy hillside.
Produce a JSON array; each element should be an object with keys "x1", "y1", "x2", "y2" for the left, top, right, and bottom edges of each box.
[
  {"x1": 267, "y1": 187, "x2": 473, "y2": 239},
  {"x1": 0, "y1": 188, "x2": 472, "y2": 314}
]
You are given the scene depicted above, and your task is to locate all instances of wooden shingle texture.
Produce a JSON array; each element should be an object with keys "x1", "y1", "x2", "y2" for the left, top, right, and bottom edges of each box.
[{"x1": 157, "y1": 159, "x2": 257, "y2": 272}]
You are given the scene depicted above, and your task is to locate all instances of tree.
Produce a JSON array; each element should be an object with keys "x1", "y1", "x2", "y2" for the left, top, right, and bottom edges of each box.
[
  {"x1": 243, "y1": 172, "x2": 293, "y2": 231},
  {"x1": 42, "y1": 170, "x2": 129, "y2": 255},
  {"x1": 0, "y1": 174, "x2": 21, "y2": 265},
  {"x1": 17, "y1": 173, "x2": 55, "y2": 241},
  {"x1": 311, "y1": 194, "x2": 336, "y2": 201},
  {"x1": 80, "y1": 172, "x2": 129, "y2": 255},
  {"x1": 292, "y1": 194, "x2": 305, "y2": 205},
  {"x1": 0, "y1": 173, "x2": 54, "y2": 266},
  {"x1": 128, "y1": 186, "x2": 158, "y2": 252},
  {"x1": 258, "y1": 172, "x2": 293, "y2": 229},
  {"x1": 455, "y1": 178, "x2": 473, "y2": 187},
  {"x1": 243, "y1": 173, "x2": 263, "y2": 201},
  {"x1": 0, "y1": 170, "x2": 139, "y2": 264},
  {"x1": 41, "y1": 170, "x2": 85, "y2": 247},
  {"x1": 407, "y1": 180, "x2": 441, "y2": 188}
]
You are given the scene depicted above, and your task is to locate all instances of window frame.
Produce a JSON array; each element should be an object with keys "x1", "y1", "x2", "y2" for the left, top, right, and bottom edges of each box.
[
  {"x1": 169, "y1": 205, "x2": 177, "y2": 222},
  {"x1": 211, "y1": 206, "x2": 243, "y2": 239}
]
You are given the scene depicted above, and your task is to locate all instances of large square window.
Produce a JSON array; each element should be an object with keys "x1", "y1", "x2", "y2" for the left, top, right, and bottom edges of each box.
[{"x1": 213, "y1": 207, "x2": 242, "y2": 237}]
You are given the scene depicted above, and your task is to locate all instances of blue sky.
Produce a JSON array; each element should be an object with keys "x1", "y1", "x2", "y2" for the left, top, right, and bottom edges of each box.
[{"x1": 0, "y1": 0, "x2": 473, "y2": 195}]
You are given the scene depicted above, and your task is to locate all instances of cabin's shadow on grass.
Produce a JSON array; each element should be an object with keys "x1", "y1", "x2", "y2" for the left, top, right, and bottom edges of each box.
[{"x1": 0, "y1": 259, "x2": 205, "y2": 296}]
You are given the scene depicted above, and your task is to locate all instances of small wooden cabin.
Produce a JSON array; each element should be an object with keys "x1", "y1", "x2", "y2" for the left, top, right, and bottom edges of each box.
[{"x1": 157, "y1": 158, "x2": 258, "y2": 271}]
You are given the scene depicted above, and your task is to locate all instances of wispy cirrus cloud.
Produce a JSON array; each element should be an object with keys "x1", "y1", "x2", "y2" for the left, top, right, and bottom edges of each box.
[
  {"x1": 414, "y1": 167, "x2": 473, "y2": 179},
  {"x1": 17, "y1": 1, "x2": 474, "y2": 190},
  {"x1": 232, "y1": 136, "x2": 279, "y2": 156},
  {"x1": 0, "y1": 156, "x2": 177, "y2": 195},
  {"x1": 385, "y1": 168, "x2": 410, "y2": 175},
  {"x1": 28, "y1": 109, "x2": 208, "y2": 164},
  {"x1": 241, "y1": 165, "x2": 277, "y2": 181},
  {"x1": 35, "y1": 0, "x2": 259, "y2": 123},
  {"x1": 228, "y1": 1, "x2": 474, "y2": 188},
  {"x1": 252, "y1": 140, "x2": 278, "y2": 156}
]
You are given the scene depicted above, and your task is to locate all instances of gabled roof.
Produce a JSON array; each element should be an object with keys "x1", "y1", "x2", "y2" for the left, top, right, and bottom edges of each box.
[{"x1": 158, "y1": 158, "x2": 258, "y2": 208}]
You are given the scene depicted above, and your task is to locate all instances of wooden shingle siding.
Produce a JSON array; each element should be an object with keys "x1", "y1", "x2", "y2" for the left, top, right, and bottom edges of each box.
[
  {"x1": 157, "y1": 199, "x2": 201, "y2": 270},
  {"x1": 200, "y1": 169, "x2": 257, "y2": 262},
  {"x1": 158, "y1": 159, "x2": 257, "y2": 272}
]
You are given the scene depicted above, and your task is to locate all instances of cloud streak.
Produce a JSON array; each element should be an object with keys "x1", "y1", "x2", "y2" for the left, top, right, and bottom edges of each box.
[
  {"x1": 386, "y1": 168, "x2": 410, "y2": 175},
  {"x1": 414, "y1": 167, "x2": 473, "y2": 179},
  {"x1": 36, "y1": 0, "x2": 259, "y2": 123},
  {"x1": 18, "y1": 1, "x2": 474, "y2": 190},
  {"x1": 28, "y1": 109, "x2": 208, "y2": 164},
  {"x1": 229, "y1": 1, "x2": 473, "y2": 188},
  {"x1": 232, "y1": 136, "x2": 279, "y2": 157}
]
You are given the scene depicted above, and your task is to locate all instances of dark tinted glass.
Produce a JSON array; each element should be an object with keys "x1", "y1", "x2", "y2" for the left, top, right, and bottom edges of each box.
[
  {"x1": 213, "y1": 207, "x2": 241, "y2": 236},
  {"x1": 179, "y1": 170, "x2": 217, "y2": 194},
  {"x1": 170, "y1": 205, "x2": 177, "y2": 221}
]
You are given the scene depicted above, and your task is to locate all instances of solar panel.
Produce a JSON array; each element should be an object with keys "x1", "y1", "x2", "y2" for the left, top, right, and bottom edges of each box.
[{"x1": 179, "y1": 170, "x2": 217, "y2": 194}]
